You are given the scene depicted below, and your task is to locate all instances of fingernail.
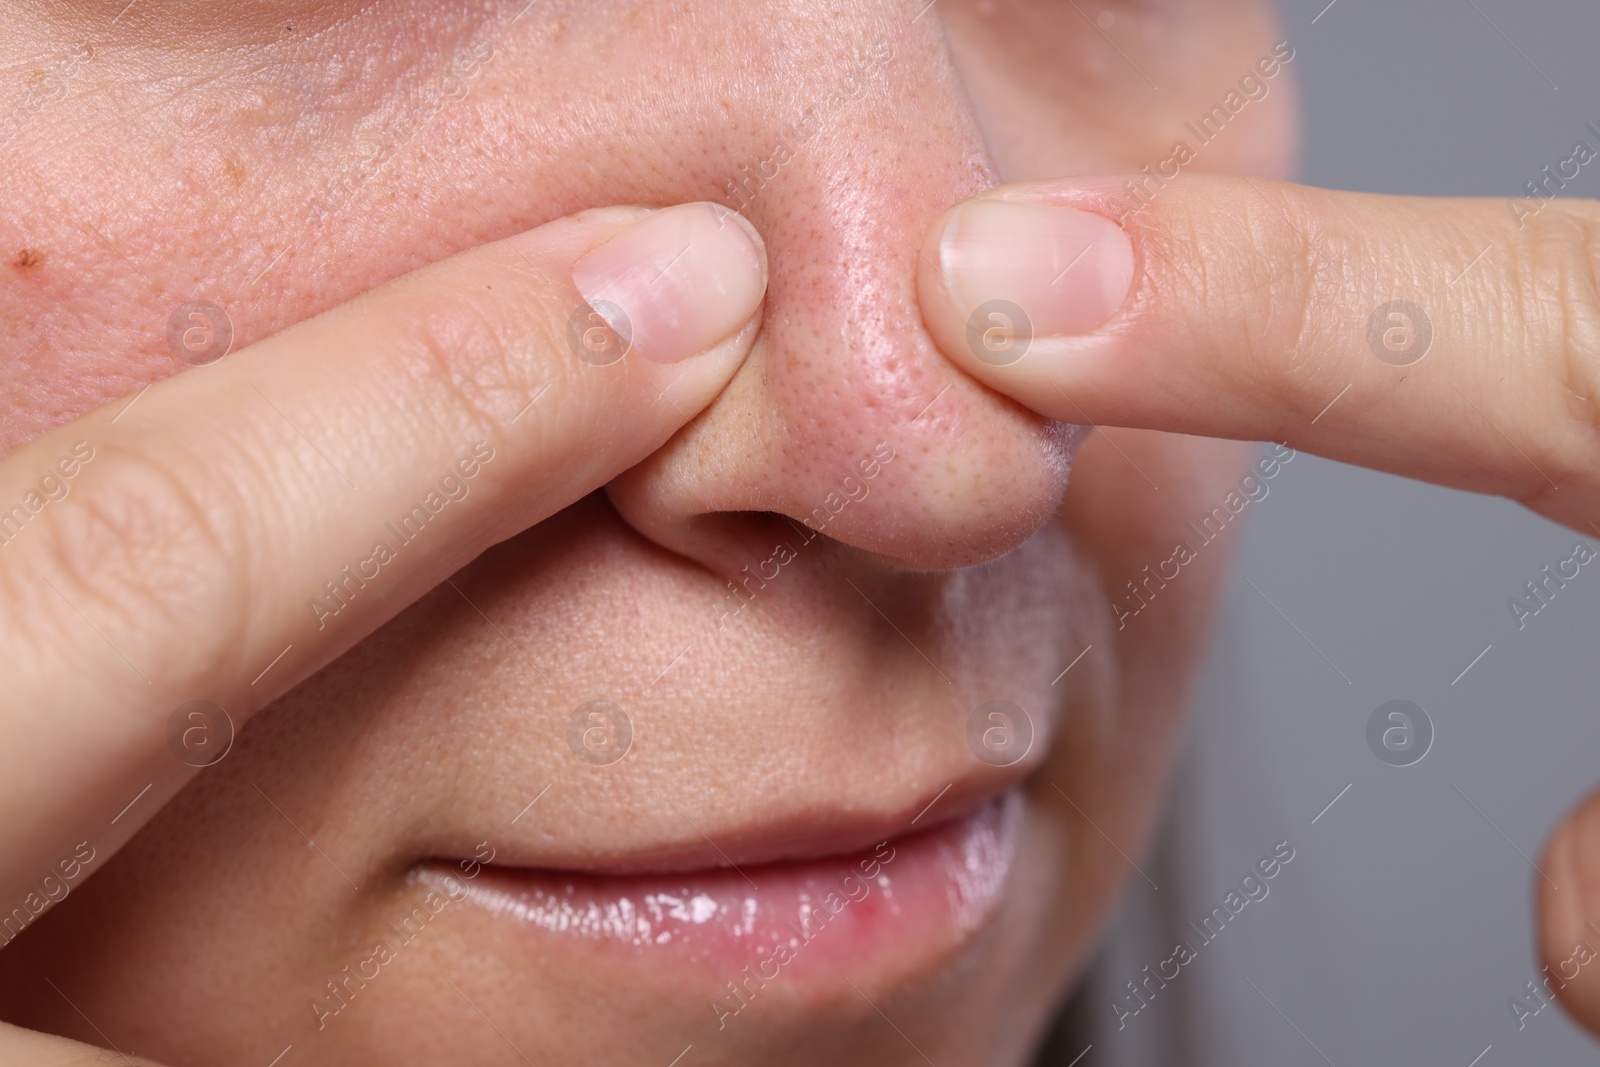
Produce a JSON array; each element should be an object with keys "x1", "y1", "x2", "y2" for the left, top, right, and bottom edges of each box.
[
  {"x1": 939, "y1": 200, "x2": 1134, "y2": 339},
  {"x1": 572, "y1": 204, "x2": 768, "y2": 364}
]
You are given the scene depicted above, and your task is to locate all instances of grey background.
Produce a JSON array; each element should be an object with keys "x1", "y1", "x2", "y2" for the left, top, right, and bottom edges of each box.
[{"x1": 1045, "y1": 1, "x2": 1600, "y2": 1064}]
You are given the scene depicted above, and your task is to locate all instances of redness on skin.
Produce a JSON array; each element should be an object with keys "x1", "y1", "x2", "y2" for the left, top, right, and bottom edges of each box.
[{"x1": 418, "y1": 793, "x2": 1018, "y2": 978}]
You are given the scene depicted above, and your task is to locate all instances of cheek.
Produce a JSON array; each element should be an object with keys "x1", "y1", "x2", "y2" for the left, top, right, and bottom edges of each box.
[
  {"x1": 1214, "y1": 66, "x2": 1302, "y2": 181},
  {"x1": 937, "y1": 0, "x2": 1301, "y2": 181},
  {"x1": 0, "y1": 2, "x2": 673, "y2": 455},
  {"x1": 1004, "y1": 432, "x2": 1262, "y2": 998}
]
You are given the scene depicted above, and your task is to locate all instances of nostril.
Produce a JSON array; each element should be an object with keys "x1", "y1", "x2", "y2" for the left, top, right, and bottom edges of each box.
[
  {"x1": 660, "y1": 433, "x2": 911, "y2": 563},
  {"x1": 700, "y1": 511, "x2": 843, "y2": 619},
  {"x1": 678, "y1": 510, "x2": 843, "y2": 587}
]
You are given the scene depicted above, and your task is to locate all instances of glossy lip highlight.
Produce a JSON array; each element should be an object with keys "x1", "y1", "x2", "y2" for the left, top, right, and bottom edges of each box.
[{"x1": 418, "y1": 791, "x2": 1021, "y2": 978}]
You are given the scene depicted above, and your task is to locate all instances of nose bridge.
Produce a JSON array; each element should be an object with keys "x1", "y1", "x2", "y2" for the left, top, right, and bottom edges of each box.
[{"x1": 606, "y1": 11, "x2": 1075, "y2": 571}]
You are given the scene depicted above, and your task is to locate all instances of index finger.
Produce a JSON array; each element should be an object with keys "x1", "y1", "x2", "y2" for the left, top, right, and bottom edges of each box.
[
  {"x1": 0, "y1": 202, "x2": 767, "y2": 916},
  {"x1": 916, "y1": 174, "x2": 1600, "y2": 533}
]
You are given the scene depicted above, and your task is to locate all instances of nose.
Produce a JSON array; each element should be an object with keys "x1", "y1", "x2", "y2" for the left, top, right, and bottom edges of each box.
[{"x1": 606, "y1": 9, "x2": 1076, "y2": 574}]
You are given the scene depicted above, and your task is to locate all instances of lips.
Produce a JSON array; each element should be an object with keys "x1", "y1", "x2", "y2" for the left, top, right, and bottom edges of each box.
[
  {"x1": 418, "y1": 791, "x2": 1021, "y2": 979},
  {"x1": 328, "y1": 504, "x2": 1080, "y2": 1010}
]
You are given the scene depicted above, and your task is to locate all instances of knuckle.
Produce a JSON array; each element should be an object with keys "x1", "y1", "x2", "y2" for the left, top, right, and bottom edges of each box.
[
  {"x1": 1552, "y1": 209, "x2": 1600, "y2": 410},
  {"x1": 1260, "y1": 187, "x2": 1376, "y2": 391},
  {"x1": 1261, "y1": 189, "x2": 1350, "y2": 392},
  {"x1": 387, "y1": 272, "x2": 571, "y2": 454},
  {"x1": 1163, "y1": 180, "x2": 1345, "y2": 417},
  {"x1": 1515, "y1": 203, "x2": 1600, "y2": 496},
  {"x1": 9, "y1": 441, "x2": 253, "y2": 687}
]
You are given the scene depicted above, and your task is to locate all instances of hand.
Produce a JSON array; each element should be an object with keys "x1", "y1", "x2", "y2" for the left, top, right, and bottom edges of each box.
[
  {"x1": 0, "y1": 202, "x2": 766, "y2": 1064},
  {"x1": 917, "y1": 174, "x2": 1600, "y2": 534},
  {"x1": 914, "y1": 173, "x2": 1600, "y2": 1035}
]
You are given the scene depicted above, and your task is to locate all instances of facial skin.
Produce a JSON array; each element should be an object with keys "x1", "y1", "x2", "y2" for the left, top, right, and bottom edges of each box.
[{"x1": 0, "y1": 2, "x2": 1297, "y2": 1064}]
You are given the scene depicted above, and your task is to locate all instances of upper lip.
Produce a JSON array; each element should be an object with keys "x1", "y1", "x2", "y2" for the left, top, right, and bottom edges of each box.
[
  {"x1": 401, "y1": 501, "x2": 1072, "y2": 884},
  {"x1": 453, "y1": 780, "x2": 1018, "y2": 877}
]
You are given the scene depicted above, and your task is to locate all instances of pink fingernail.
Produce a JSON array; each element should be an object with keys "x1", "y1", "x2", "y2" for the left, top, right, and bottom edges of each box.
[
  {"x1": 939, "y1": 200, "x2": 1134, "y2": 339},
  {"x1": 572, "y1": 204, "x2": 768, "y2": 364}
]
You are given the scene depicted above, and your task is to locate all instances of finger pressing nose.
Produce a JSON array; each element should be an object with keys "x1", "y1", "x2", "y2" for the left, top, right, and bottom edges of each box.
[
  {"x1": 0, "y1": 201, "x2": 766, "y2": 919},
  {"x1": 917, "y1": 175, "x2": 1600, "y2": 534}
]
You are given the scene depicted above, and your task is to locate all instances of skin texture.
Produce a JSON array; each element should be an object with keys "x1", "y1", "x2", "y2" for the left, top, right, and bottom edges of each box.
[{"x1": 0, "y1": 1, "x2": 1298, "y2": 1064}]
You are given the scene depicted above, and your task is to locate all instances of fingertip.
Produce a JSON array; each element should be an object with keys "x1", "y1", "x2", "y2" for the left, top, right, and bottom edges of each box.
[
  {"x1": 571, "y1": 202, "x2": 768, "y2": 367},
  {"x1": 937, "y1": 199, "x2": 1133, "y2": 339},
  {"x1": 1539, "y1": 790, "x2": 1600, "y2": 1035},
  {"x1": 917, "y1": 186, "x2": 1137, "y2": 424}
]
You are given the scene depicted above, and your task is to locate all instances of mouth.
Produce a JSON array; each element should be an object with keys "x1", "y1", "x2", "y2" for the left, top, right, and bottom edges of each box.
[
  {"x1": 418, "y1": 790, "x2": 1021, "y2": 979},
  {"x1": 369, "y1": 507, "x2": 1080, "y2": 1000}
]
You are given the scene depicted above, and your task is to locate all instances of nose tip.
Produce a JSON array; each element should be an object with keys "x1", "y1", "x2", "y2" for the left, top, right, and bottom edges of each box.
[{"x1": 605, "y1": 29, "x2": 1078, "y2": 576}]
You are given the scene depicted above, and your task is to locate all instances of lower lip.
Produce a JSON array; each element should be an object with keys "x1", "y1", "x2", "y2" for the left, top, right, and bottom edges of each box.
[{"x1": 420, "y1": 792, "x2": 1020, "y2": 978}]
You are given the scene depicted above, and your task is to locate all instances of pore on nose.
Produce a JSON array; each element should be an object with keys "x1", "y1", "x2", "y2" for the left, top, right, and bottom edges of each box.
[{"x1": 605, "y1": 24, "x2": 1078, "y2": 576}]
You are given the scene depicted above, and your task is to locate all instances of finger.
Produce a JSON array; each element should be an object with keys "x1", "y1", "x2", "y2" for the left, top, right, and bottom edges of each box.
[
  {"x1": 0, "y1": 202, "x2": 766, "y2": 915},
  {"x1": 0, "y1": 1020, "x2": 166, "y2": 1066},
  {"x1": 1538, "y1": 786, "x2": 1600, "y2": 1037},
  {"x1": 916, "y1": 175, "x2": 1600, "y2": 533}
]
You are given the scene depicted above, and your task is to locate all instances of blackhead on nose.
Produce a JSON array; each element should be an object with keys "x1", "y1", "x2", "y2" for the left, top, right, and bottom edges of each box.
[{"x1": 606, "y1": 7, "x2": 1079, "y2": 575}]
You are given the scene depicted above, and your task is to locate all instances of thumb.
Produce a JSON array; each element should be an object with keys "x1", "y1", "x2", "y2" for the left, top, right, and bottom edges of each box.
[
  {"x1": 1539, "y1": 785, "x2": 1600, "y2": 1038},
  {"x1": 916, "y1": 174, "x2": 1600, "y2": 534}
]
